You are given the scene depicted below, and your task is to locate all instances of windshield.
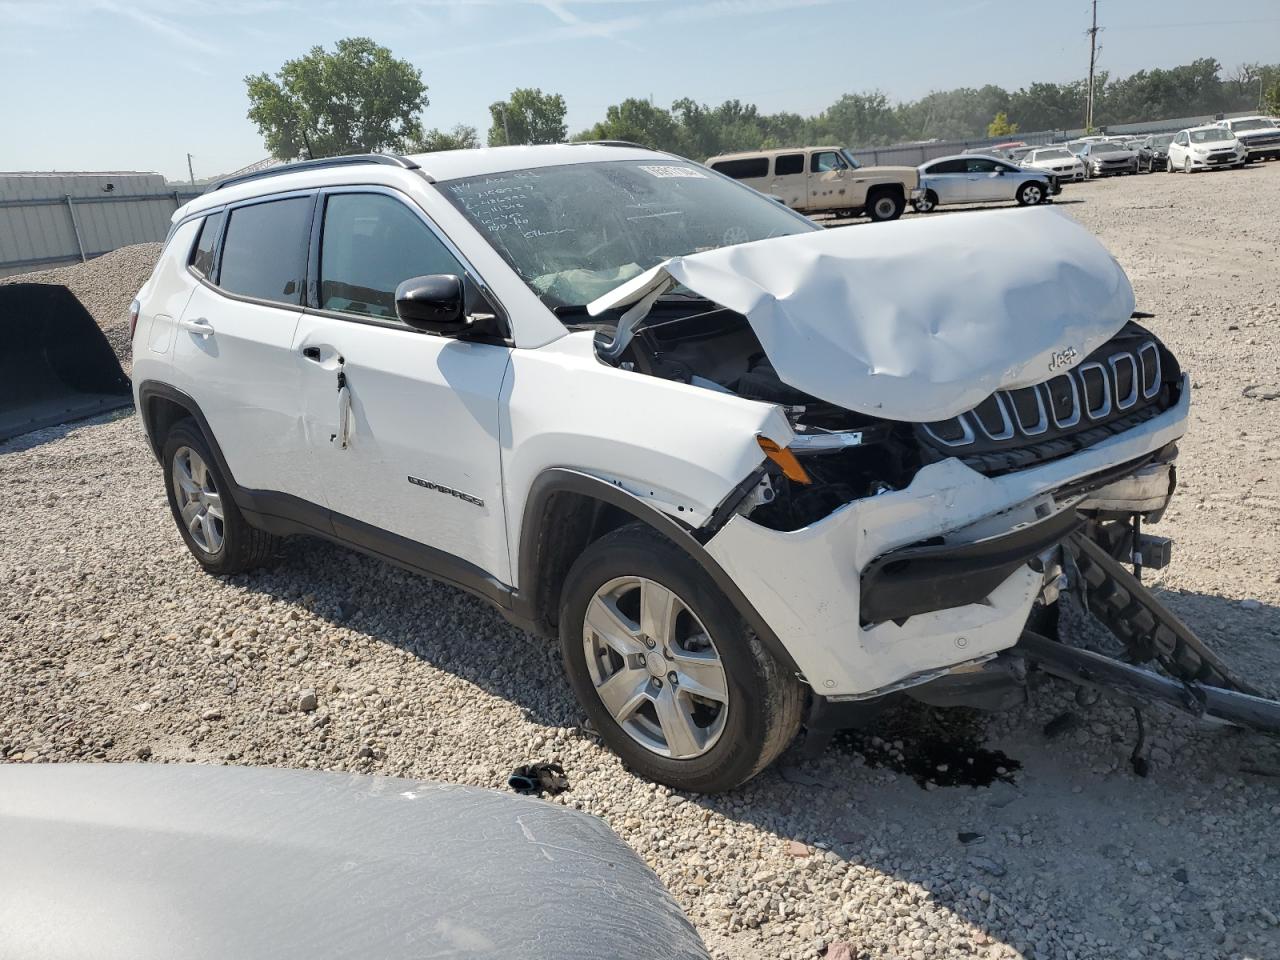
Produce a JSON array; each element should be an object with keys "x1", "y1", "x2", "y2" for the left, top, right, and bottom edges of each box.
[
  {"x1": 1190, "y1": 128, "x2": 1233, "y2": 144},
  {"x1": 1150, "y1": 134, "x2": 1174, "y2": 147},
  {"x1": 1035, "y1": 149, "x2": 1073, "y2": 161},
  {"x1": 839, "y1": 148, "x2": 863, "y2": 170},
  {"x1": 1092, "y1": 143, "x2": 1125, "y2": 154},
  {"x1": 1231, "y1": 119, "x2": 1270, "y2": 132},
  {"x1": 443, "y1": 160, "x2": 816, "y2": 309}
]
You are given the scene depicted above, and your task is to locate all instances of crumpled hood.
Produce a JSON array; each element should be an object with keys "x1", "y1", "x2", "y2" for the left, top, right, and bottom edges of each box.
[{"x1": 588, "y1": 207, "x2": 1134, "y2": 422}]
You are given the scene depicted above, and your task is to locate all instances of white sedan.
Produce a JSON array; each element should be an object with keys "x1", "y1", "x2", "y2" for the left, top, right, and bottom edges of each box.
[
  {"x1": 1166, "y1": 126, "x2": 1247, "y2": 172},
  {"x1": 914, "y1": 154, "x2": 1059, "y2": 212},
  {"x1": 1020, "y1": 147, "x2": 1087, "y2": 182}
]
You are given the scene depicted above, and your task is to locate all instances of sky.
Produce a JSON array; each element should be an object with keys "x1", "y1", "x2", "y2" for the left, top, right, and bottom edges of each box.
[{"x1": 2, "y1": 0, "x2": 1278, "y2": 181}]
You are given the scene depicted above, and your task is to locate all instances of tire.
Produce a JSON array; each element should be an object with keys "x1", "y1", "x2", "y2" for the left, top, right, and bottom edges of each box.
[
  {"x1": 1165, "y1": 156, "x2": 1175, "y2": 173},
  {"x1": 912, "y1": 190, "x2": 938, "y2": 213},
  {"x1": 1183, "y1": 156, "x2": 1193, "y2": 174},
  {"x1": 558, "y1": 523, "x2": 803, "y2": 793},
  {"x1": 161, "y1": 419, "x2": 279, "y2": 575},
  {"x1": 1016, "y1": 181, "x2": 1045, "y2": 206},
  {"x1": 866, "y1": 189, "x2": 905, "y2": 222}
]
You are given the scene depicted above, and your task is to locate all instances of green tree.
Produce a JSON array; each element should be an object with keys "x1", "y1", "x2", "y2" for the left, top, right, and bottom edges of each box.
[
  {"x1": 986, "y1": 111, "x2": 1019, "y2": 138},
  {"x1": 245, "y1": 38, "x2": 427, "y2": 160},
  {"x1": 574, "y1": 98, "x2": 682, "y2": 152},
  {"x1": 411, "y1": 124, "x2": 480, "y2": 152},
  {"x1": 1264, "y1": 79, "x2": 1280, "y2": 115},
  {"x1": 487, "y1": 88, "x2": 567, "y2": 146},
  {"x1": 810, "y1": 92, "x2": 901, "y2": 147}
]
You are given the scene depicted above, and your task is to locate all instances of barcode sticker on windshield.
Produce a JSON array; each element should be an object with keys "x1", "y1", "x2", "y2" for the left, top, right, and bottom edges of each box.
[{"x1": 639, "y1": 165, "x2": 707, "y2": 179}]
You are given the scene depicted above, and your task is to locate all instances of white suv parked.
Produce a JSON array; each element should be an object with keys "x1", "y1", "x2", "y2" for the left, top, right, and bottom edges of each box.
[{"x1": 133, "y1": 144, "x2": 1190, "y2": 792}]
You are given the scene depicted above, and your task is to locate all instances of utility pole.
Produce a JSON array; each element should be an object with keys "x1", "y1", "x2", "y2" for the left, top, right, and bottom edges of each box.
[
  {"x1": 186, "y1": 153, "x2": 195, "y2": 187},
  {"x1": 1085, "y1": 0, "x2": 1101, "y2": 132},
  {"x1": 499, "y1": 103, "x2": 511, "y2": 145}
]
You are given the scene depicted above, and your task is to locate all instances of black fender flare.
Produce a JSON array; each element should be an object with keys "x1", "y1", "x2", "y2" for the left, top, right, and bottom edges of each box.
[
  {"x1": 136, "y1": 381, "x2": 240, "y2": 485},
  {"x1": 514, "y1": 468, "x2": 803, "y2": 680}
]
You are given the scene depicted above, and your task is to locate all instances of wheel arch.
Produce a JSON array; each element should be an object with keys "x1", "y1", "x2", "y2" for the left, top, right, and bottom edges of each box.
[
  {"x1": 137, "y1": 381, "x2": 239, "y2": 489},
  {"x1": 514, "y1": 468, "x2": 803, "y2": 679}
]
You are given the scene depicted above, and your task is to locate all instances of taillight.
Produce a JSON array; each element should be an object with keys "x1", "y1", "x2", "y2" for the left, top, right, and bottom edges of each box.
[{"x1": 128, "y1": 299, "x2": 141, "y2": 340}]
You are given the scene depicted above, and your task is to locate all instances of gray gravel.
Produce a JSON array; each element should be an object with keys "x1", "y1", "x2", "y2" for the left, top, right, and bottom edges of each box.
[
  {"x1": 0, "y1": 242, "x2": 161, "y2": 373},
  {"x1": 3, "y1": 167, "x2": 1280, "y2": 960}
]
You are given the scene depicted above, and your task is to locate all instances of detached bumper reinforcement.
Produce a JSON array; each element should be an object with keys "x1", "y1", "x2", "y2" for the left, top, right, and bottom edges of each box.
[
  {"x1": 860, "y1": 508, "x2": 1083, "y2": 625},
  {"x1": 1017, "y1": 631, "x2": 1280, "y2": 735}
]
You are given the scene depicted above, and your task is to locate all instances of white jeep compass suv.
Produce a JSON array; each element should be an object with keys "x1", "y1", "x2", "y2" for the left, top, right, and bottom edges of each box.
[{"x1": 132, "y1": 144, "x2": 1190, "y2": 793}]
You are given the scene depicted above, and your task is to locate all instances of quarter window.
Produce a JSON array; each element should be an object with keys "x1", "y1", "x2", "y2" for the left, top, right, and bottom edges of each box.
[
  {"x1": 774, "y1": 153, "x2": 804, "y2": 176},
  {"x1": 710, "y1": 157, "x2": 769, "y2": 180},
  {"x1": 810, "y1": 151, "x2": 846, "y2": 173},
  {"x1": 318, "y1": 192, "x2": 464, "y2": 320},
  {"x1": 189, "y1": 210, "x2": 225, "y2": 278},
  {"x1": 218, "y1": 197, "x2": 311, "y2": 304}
]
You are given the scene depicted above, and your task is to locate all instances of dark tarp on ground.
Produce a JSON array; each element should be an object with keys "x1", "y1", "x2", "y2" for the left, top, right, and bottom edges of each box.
[{"x1": 0, "y1": 283, "x2": 132, "y2": 441}]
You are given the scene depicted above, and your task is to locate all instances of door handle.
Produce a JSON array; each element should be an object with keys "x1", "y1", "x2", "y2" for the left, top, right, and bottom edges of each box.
[
  {"x1": 179, "y1": 317, "x2": 214, "y2": 338},
  {"x1": 302, "y1": 346, "x2": 322, "y2": 361},
  {"x1": 335, "y1": 369, "x2": 352, "y2": 450}
]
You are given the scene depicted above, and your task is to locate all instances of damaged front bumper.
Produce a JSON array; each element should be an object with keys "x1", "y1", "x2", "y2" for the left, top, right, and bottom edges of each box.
[{"x1": 703, "y1": 377, "x2": 1190, "y2": 698}]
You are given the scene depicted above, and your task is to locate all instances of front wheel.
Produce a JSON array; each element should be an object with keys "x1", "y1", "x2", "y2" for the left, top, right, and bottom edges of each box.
[
  {"x1": 912, "y1": 190, "x2": 938, "y2": 213},
  {"x1": 1184, "y1": 156, "x2": 1193, "y2": 174},
  {"x1": 1017, "y1": 181, "x2": 1046, "y2": 205},
  {"x1": 558, "y1": 524, "x2": 803, "y2": 793},
  {"x1": 866, "y1": 190, "x2": 905, "y2": 222}
]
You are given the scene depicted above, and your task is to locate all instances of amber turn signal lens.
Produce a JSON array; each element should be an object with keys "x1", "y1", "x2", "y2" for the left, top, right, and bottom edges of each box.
[{"x1": 757, "y1": 436, "x2": 811, "y2": 485}]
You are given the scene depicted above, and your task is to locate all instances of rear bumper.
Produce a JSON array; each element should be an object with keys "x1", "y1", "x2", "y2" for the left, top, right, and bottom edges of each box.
[{"x1": 703, "y1": 378, "x2": 1191, "y2": 697}]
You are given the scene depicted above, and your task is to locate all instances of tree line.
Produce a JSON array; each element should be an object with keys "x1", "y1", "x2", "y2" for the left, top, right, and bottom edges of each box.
[{"x1": 246, "y1": 40, "x2": 1280, "y2": 163}]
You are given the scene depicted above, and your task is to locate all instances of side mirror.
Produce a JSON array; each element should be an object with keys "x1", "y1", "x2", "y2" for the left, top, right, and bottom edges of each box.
[{"x1": 395, "y1": 274, "x2": 470, "y2": 335}]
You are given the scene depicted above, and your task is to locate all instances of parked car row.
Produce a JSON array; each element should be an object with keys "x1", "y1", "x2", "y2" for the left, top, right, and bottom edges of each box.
[{"x1": 703, "y1": 117, "x2": 1280, "y2": 223}]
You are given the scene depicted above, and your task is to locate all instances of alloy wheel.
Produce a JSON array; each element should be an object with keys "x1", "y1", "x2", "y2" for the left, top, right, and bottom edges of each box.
[
  {"x1": 582, "y1": 576, "x2": 729, "y2": 759},
  {"x1": 1023, "y1": 184, "x2": 1043, "y2": 204},
  {"x1": 172, "y1": 446, "x2": 224, "y2": 554}
]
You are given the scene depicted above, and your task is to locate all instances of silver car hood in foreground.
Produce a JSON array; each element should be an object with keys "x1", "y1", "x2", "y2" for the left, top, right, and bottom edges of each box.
[
  {"x1": 0, "y1": 764, "x2": 708, "y2": 960},
  {"x1": 589, "y1": 208, "x2": 1134, "y2": 422}
]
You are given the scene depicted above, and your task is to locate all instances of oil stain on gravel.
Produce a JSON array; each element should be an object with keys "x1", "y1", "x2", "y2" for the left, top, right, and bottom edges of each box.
[{"x1": 833, "y1": 707, "x2": 1021, "y2": 788}]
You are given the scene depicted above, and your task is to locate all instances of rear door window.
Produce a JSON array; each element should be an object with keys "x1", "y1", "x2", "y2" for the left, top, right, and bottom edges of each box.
[
  {"x1": 926, "y1": 159, "x2": 966, "y2": 174},
  {"x1": 710, "y1": 157, "x2": 769, "y2": 180},
  {"x1": 218, "y1": 196, "x2": 312, "y2": 304},
  {"x1": 774, "y1": 153, "x2": 804, "y2": 176},
  {"x1": 189, "y1": 210, "x2": 225, "y2": 278},
  {"x1": 317, "y1": 192, "x2": 464, "y2": 320}
]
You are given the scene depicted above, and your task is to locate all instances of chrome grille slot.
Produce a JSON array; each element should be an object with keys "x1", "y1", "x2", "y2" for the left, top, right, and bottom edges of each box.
[
  {"x1": 1138, "y1": 341, "x2": 1161, "y2": 398},
  {"x1": 973, "y1": 393, "x2": 1014, "y2": 440},
  {"x1": 1109, "y1": 353, "x2": 1139, "y2": 409},
  {"x1": 1077, "y1": 362, "x2": 1112, "y2": 419},
  {"x1": 1046, "y1": 374, "x2": 1081, "y2": 428}
]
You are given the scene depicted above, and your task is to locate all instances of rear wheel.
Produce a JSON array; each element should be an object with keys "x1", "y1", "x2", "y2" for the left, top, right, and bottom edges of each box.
[
  {"x1": 558, "y1": 524, "x2": 803, "y2": 793},
  {"x1": 162, "y1": 419, "x2": 278, "y2": 575},
  {"x1": 866, "y1": 189, "x2": 905, "y2": 222},
  {"x1": 1016, "y1": 181, "x2": 1045, "y2": 206}
]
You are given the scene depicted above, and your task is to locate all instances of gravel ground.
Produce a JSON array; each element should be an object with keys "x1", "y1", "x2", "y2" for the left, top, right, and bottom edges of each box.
[
  {"x1": 0, "y1": 242, "x2": 161, "y2": 373},
  {"x1": 3, "y1": 166, "x2": 1280, "y2": 960}
]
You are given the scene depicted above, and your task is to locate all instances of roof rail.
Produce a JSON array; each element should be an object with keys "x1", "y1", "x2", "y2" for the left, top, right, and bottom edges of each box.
[
  {"x1": 211, "y1": 154, "x2": 420, "y2": 192},
  {"x1": 578, "y1": 140, "x2": 648, "y2": 149}
]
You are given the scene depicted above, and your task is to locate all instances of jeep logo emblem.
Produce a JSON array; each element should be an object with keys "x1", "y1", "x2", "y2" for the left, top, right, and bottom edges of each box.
[{"x1": 1049, "y1": 347, "x2": 1078, "y2": 372}]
